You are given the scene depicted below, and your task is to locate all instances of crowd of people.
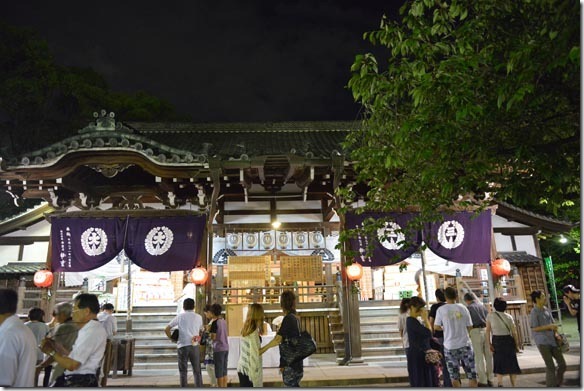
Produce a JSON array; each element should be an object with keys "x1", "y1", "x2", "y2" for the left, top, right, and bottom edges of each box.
[
  {"x1": 0, "y1": 281, "x2": 578, "y2": 388},
  {"x1": 400, "y1": 284, "x2": 579, "y2": 388}
]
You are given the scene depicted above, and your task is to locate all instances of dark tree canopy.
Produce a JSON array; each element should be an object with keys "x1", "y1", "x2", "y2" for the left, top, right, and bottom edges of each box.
[
  {"x1": 344, "y1": 0, "x2": 580, "y2": 223},
  {"x1": 0, "y1": 22, "x2": 183, "y2": 159},
  {"x1": 0, "y1": 22, "x2": 184, "y2": 219}
]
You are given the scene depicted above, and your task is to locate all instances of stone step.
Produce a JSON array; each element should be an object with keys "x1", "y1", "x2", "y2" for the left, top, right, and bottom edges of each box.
[
  {"x1": 334, "y1": 354, "x2": 406, "y2": 364},
  {"x1": 360, "y1": 323, "x2": 397, "y2": 333},
  {"x1": 115, "y1": 313, "x2": 176, "y2": 321},
  {"x1": 133, "y1": 361, "x2": 179, "y2": 371},
  {"x1": 131, "y1": 305, "x2": 178, "y2": 314},
  {"x1": 134, "y1": 353, "x2": 178, "y2": 363}
]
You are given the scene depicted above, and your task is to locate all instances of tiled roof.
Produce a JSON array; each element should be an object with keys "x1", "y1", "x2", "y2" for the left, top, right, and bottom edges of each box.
[
  {"x1": 126, "y1": 121, "x2": 357, "y2": 159},
  {"x1": 2, "y1": 121, "x2": 359, "y2": 168},
  {"x1": 0, "y1": 262, "x2": 45, "y2": 276},
  {"x1": 495, "y1": 201, "x2": 574, "y2": 234},
  {"x1": 498, "y1": 251, "x2": 542, "y2": 264}
]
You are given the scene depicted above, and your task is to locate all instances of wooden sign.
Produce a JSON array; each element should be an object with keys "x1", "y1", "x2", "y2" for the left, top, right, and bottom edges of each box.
[{"x1": 280, "y1": 256, "x2": 323, "y2": 282}]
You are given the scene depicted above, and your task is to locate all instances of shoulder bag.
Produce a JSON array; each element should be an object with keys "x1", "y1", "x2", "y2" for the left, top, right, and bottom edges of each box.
[
  {"x1": 424, "y1": 348, "x2": 443, "y2": 365},
  {"x1": 494, "y1": 312, "x2": 520, "y2": 353},
  {"x1": 279, "y1": 316, "x2": 317, "y2": 366},
  {"x1": 555, "y1": 331, "x2": 570, "y2": 353}
]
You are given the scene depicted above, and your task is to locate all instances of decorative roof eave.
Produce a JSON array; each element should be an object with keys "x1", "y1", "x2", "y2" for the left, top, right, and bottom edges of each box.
[
  {"x1": 494, "y1": 200, "x2": 575, "y2": 234},
  {"x1": 0, "y1": 150, "x2": 208, "y2": 182},
  {"x1": 0, "y1": 202, "x2": 55, "y2": 236},
  {"x1": 0, "y1": 131, "x2": 207, "y2": 172}
]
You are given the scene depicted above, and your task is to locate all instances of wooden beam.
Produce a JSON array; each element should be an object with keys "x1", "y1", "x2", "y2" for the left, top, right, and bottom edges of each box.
[
  {"x1": 222, "y1": 208, "x2": 321, "y2": 216},
  {"x1": 0, "y1": 236, "x2": 50, "y2": 245},
  {"x1": 494, "y1": 227, "x2": 540, "y2": 235},
  {"x1": 321, "y1": 198, "x2": 336, "y2": 222},
  {"x1": 212, "y1": 221, "x2": 340, "y2": 232}
]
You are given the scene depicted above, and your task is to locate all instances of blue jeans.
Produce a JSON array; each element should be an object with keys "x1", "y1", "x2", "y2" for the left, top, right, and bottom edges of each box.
[{"x1": 178, "y1": 345, "x2": 202, "y2": 387}]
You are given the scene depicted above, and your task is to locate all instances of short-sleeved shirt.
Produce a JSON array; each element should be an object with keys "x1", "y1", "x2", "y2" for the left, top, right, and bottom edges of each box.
[
  {"x1": 398, "y1": 312, "x2": 410, "y2": 348},
  {"x1": 0, "y1": 315, "x2": 37, "y2": 387},
  {"x1": 66, "y1": 319, "x2": 107, "y2": 376},
  {"x1": 167, "y1": 310, "x2": 203, "y2": 349},
  {"x1": 466, "y1": 301, "x2": 488, "y2": 327},
  {"x1": 529, "y1": 306, "x2": 557, "y2": 346},
  {"x1": 434, "y1": 303, "x2": 472, "y2": 350},
  {"x1": 429, "y1": 302, "x2": 446, "y2": 338},
  {"x1": 210, "y1": 317, "x2": 229, "y2": 352},
  {"x1": 25, "y1": 321, "x2": 50, "y2": 362},
  {"x1": 97, "y1": 312, "x2": 117, "y2": 338},
  {"x1": 486, "y1": 311, "x2": 515, "y2": 336},
  {"x1": 277, "y1": 312, "x2": 303, "y2": 370}
]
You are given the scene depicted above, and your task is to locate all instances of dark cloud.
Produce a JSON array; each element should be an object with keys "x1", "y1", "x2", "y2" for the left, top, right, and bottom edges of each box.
[{"x1": 2, "y1": 0, "x2": 402, "y2": 122}]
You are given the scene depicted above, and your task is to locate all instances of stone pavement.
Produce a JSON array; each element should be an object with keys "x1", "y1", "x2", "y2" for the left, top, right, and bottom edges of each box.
[{"x1": 104, "y1": 345, "x2": 581, "y2": 387}]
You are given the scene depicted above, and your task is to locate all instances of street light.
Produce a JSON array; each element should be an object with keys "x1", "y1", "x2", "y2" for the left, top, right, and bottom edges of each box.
[{"x1": 559, "y1": 235, "x2": 568, "y2": 244}]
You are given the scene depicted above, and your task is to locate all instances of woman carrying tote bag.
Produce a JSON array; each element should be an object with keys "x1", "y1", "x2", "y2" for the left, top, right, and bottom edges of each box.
[{"x1": 260, "y1": 290, "x2": 303, "y2": 387}]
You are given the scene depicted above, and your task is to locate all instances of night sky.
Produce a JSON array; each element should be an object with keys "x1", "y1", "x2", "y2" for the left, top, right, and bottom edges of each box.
[{"x1": 2, "y1": 1, "x2": 403, "y2": 122}]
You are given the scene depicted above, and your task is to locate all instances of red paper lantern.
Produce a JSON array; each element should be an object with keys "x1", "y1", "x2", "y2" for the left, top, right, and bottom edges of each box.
[
  {"x1": 491, "y1": 258, "x2": 511, "y2": 277},
  {"x1": 346, "y1": 262, "x2": 364, "y2": 281},
  {"x1": 33, "y1": 270, "x2": 54, "y2": 288},
  {"x1": 190, "y1": 267, "x2": 208, "y2": 285}
]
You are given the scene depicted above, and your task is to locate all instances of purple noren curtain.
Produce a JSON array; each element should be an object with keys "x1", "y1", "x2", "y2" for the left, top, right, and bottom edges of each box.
[
  {"x1": 51, "y1": 217, "x2": 126, "y2": 272},
  {"x1": 345, "y1": 212, "x2": 422, "y2": 267},
  {"x1": 345, "y1": 211, "x2": 492, "y2": 267},
  {"x1": 124, "y1": 215, "x2": 207, "y2": 272},
  {"x1": 423, "y1": 211, "x2": 492, "y2": 264},
  {"x1": 50, "y1": 215, "x2": 207, "y2": 272}
]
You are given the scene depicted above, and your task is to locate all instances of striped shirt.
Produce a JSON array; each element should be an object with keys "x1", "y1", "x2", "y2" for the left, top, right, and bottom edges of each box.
[{"x1": 236, "y1": 329, "x2": 263, "y2": 387}]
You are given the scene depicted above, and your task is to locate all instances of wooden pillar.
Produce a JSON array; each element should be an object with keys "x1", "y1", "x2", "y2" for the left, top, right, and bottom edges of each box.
[
  {"x1": 325, "y1": 263, "x2": 333, "y2": 302},
  {"x1": 17, "y1": 276, "x2": 26, "y2": 314},
  {"x1": 205, "y1": 165, "x2": 221, "y2": 307},
  {"x1": 332, "y1": 154, "x2": 362, "y2": 365}
]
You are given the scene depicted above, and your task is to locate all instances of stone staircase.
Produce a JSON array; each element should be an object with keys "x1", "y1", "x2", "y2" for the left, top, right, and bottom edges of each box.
[
  {"x1": 115, "y1": 305, "x2": 179, "y2": 371},
  {"x1": 329, "y1": 300, "x2": 404, "y2": 365}
]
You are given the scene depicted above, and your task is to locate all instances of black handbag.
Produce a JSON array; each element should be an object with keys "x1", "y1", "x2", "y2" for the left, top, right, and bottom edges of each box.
[
  {"x1": 171, "y1": 328, "x2": 179, "y2": 342},
  {"x1": 280, "y1": 316, "x2": 317, "y2": 366}
]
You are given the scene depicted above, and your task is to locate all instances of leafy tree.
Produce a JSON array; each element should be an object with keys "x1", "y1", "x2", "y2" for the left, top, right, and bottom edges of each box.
[
  {"x1": 0, "y1": 22, "x2": 184, "y2": 158},
  {"x1": 0, "y1": 22, "x2": 184, "y2": 219},
  {"x1": 343, "y1": 0, "x2": 580, "y2": 226}
]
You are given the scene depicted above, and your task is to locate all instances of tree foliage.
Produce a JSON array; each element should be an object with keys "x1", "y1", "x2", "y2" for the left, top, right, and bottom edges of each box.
[
  {"x1": 343, "y1": 0, "x2": 580, "y2": 223},
  {"x1": 0, "y1": 22, "x2": 185, "y2": 220},
  {"x1": 0, "y1": 22, "x2": 183, "y2": 158}
]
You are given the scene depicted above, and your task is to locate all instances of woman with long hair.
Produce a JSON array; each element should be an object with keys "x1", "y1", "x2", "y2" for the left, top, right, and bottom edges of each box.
[
  {"x1": 486, "y1": 297, "x2": 521, "y2": 387},
  {"x1": 260, "y1": 290, "x2": 303, "y2": 387},
  {"x1": 237, "y1": 303, "x2": 265, "y2": 387}
]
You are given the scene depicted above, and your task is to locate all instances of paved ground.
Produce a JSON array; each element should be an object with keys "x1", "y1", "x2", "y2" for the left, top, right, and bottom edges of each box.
[
  {"x1": 103, "y1": 344, "x2": 581, "y2": 388},
  {"x1": 335, "y1": 370, "x2": 581, "y2": 388}
]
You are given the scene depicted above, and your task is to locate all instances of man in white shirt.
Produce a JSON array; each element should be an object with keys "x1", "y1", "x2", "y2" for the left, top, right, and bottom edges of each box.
[
  {"x1": 165, "y1": 298, "x2": 203, "y2": 387},
  {"x1": 41, "y1": 293, "x2": 107, "y2": 387},
  {"x1": 434, "y1": 287, "x2": 478, "y2": 387},
  {"x1": 0, "y1": 289, "x2": 37, "y2": 387},
  {"x1": 97, "y1": 303, "x2": 117, "y2": 338}
]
